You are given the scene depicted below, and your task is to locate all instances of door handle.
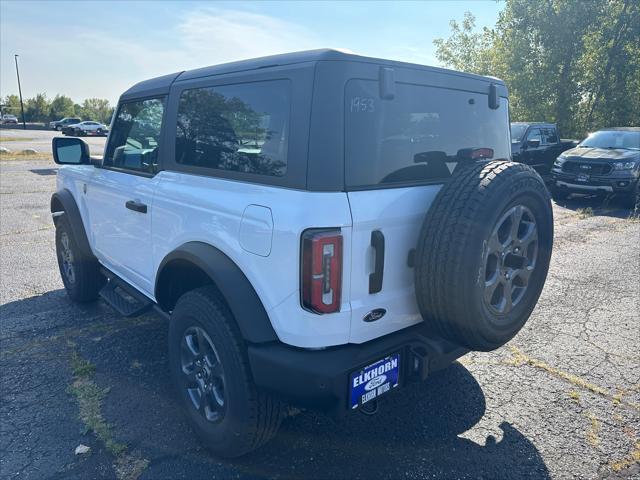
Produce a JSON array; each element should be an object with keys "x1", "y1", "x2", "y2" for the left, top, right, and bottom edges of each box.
[
  {"x1": 125, "y1": 200, "x2": 147, "y2": 214},
  {"x1": 369, "y1": 230, "x2": 385, "y2": 294}
]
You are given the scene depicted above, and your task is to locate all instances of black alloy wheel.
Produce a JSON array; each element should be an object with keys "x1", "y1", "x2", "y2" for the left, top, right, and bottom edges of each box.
[
  {"x1": 483, "y1": 205, "x2": 538, "y2": 315},
  {"x1": 179, "y1": 326, "x2": 226, "y2": 423}
]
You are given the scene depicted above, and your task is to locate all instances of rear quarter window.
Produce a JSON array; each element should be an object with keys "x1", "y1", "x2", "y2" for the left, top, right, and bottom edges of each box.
[
  {"x1": 345, "y1": 79, "x2": 510, "y2": 188},
  {"x1": 175, "y1": 80, "x2": 291, "y2": 177}
]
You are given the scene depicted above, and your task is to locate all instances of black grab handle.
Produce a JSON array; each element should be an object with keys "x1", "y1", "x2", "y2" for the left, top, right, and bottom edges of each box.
[
  {"x1": 369, "y1": 230, "x2": 385, "y2": 294},
  {"x1": 125, "y1": 200, "x2": 147, "y2": 214}
]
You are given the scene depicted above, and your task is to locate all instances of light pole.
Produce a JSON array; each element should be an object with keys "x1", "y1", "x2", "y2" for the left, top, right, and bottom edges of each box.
[{"x1": 14, "y1": 54, "x2": 26, "y2": 130}]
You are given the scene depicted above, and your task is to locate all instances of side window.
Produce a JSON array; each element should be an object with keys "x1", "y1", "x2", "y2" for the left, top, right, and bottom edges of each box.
[
  {"x1": 545, "y1": 128, "x2": 559, "y2": 144},
  {"x1": 526, "y1": 128, "x2": 542, "y2": 145},
  {"x1": 104, "y1": 97, "x2": 165, "y2": 174},
  {"x1": 175, "y1": 80, "x2": 290, "y2": 177}
]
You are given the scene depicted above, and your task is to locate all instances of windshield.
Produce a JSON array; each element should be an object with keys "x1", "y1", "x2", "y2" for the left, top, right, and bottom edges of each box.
[
  {"x1": 345, "y1": 80, "x2": 510, "y2": 188},
  {"x1": 510, "y1": 124, "x2": 528, "y2": 142},
  {"x1": 579, "y1": 130, "x2": 640, "y2": 150}
]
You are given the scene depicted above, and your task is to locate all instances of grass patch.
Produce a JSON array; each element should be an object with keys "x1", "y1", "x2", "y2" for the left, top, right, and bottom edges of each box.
[
  {"x1": 68, "y1": 379, "x2": 127, "y2": 456},
  {"x1": 611, "y1": 442, "x2": 640, "y2": 472},
  {"x1": 586, "y1": 412, "x2": 601, "y2": 447},
  {"x1": 0, "y1": 136, "x2": 35, "y2": 142},
  {"x1": 67, "y1": 350, "x2": 149, "y2": 479},
  {"x1": 70, "y1": 350, "x2": 96, "y2": 378},
  {"x1": 0, "y1": 151, "x2": 51, "y2": 161},
  {"x1": 576, "y1": 207, "x2": 594, "y2": 218}
]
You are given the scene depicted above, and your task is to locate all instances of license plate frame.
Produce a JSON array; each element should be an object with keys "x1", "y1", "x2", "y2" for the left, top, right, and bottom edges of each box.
[
  {"x1": 577, "y1": 173, "x2": 590, "y2": 182},
  {"x1": 349, "y1": 353, "x2": 400, "y2": 410}
]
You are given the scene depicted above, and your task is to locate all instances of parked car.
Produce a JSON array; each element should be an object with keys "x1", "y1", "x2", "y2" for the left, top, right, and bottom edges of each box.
[
  {"x1": 62, "y1": 121, "x2": 108, "y2": 136},
  {"x1": 49, "y1": 49, "x2": 553, "y2": 457},
  {"x1": 510, "y1": 122, "x2": 578, "y2": 174},
  {"x1": 1, "y1": 114, "x2": 19, "y2": 125},
  {"x1": 50, "y1": 117, "x2": 82, "y2": 131},
  {"x1": 551, "y1": 127, "x2": 640, "y2": 207}
]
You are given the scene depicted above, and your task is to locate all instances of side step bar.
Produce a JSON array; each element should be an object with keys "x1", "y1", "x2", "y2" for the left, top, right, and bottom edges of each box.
[{"x1": 99, "y1": 269, "x2": 153, "y2": 317}]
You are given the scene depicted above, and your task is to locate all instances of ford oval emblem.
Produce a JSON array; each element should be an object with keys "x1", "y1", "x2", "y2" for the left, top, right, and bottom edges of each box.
[
  {"x1": 365, "y1": 374, "x2": 387, "y2": 391},
  {"x1": 364, "y1": 308, "x2": 386, "y2": 322}
]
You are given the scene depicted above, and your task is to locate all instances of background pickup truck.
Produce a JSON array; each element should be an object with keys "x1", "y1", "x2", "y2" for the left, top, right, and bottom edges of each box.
[{"x1": 511, "y1": 122, "x2": 579, "y2": 174}]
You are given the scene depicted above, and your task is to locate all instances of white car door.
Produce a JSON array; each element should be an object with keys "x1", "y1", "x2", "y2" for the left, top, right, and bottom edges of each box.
[{"x1": 85, "y1": 97, "x2": 165, "y2": 295}]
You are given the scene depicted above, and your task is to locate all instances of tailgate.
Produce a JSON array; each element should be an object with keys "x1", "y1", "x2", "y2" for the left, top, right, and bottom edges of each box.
[{"x1": 347, "y1": 185, "x2": 441, "y2": 343}]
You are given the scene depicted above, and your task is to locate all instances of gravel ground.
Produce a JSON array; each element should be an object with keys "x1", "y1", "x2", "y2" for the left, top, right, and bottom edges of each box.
[{"x1": 0, "y1": 153, "x2": 638, "y2": 480}]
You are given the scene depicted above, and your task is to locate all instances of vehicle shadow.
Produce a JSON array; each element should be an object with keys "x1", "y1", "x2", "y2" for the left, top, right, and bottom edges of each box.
[
  {"x1": 0, "y1": 292, "x2": 550, "y2": 479},
  {"x1": 552, "y1": 193, "x2": 635, "y2": 219},
  {"x1": 238, "y1": 363, "x2": 550, "y2": 479}
]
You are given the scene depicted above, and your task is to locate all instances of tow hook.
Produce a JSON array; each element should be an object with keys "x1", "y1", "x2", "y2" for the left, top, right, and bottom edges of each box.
[{"x1": 360, "y1": 399, "x2": 379, "y2": 416}]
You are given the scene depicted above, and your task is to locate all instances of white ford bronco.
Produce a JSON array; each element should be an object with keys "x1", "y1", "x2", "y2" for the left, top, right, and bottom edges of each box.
[{"x1": 51, "y1": 49, "x2": 553, "y2": 457}]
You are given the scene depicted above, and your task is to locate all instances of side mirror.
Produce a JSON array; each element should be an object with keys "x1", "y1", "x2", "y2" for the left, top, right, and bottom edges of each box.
[
  {"x1": 52, "y1": 137, "x2": 91, "y2": 165},
  {"x1": 527, "y1": 139, "x2": 541, "y2": 148}
]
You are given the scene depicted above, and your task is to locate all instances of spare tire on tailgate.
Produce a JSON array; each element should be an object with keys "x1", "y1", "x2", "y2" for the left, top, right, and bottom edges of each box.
[{"x1": 415, "y1": 160, "x2": 553, "y2": 351}]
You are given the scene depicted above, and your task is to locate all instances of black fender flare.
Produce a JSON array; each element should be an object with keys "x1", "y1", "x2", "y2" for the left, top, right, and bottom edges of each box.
[
  {"x1": 156, "y1": 242, "x2": 278, "y2": 344},
  {"x1": 50, "y1": 189, "x2": 95, "y2": 261}
]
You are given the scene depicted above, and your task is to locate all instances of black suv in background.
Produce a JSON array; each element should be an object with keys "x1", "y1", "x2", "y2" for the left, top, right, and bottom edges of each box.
[
  {"x1": 511, "y1": 122, "x2": 578, "y2": 174},
  {"x1": 551, "y1": 128, "x2": 640, "y2": 207},
  {"x1": 49, "y1": 117, "x2": 82, "y2": 131}
]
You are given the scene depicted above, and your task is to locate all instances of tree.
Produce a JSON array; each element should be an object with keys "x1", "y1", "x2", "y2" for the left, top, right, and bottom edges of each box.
[
  {"x1": 24, "y1": 93, "x2": 51, "y2": 123},
  {"x1": 78, "y1": 98, "x2": 113, "y2": 124},
  {"x1": 434, "y1": 0, "x2": 640, "y2": 138},
  {"x1": 1, "y1": 94, "x2": 22, "y2": 117},
  {"x1": 49, "y1": 95, "x2": 76, "y2": 120}
]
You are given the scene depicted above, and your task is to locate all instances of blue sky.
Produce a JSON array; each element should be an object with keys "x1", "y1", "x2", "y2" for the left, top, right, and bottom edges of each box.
[{"x1": 1, "y1": 1, "x2": 503, "y2": 105}]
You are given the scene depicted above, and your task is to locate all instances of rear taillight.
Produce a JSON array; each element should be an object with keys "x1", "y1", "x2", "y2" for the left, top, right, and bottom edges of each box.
[{"x1": 301, "y1": 229, "x2": 343, "y2": 314}]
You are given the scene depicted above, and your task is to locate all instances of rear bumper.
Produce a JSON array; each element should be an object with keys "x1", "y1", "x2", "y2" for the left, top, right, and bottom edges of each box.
[
  {"x1": 551, "y1": 170, "x2": 638, "y2": 194},
  {"x1": 247, "y1": 324, "x2": 468, "y2": 417}
]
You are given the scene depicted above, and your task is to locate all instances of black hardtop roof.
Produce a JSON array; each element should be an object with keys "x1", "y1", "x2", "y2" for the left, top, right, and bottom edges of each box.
[{"x1": 120, "y1": 48, "x2": 505, "y2": 100}]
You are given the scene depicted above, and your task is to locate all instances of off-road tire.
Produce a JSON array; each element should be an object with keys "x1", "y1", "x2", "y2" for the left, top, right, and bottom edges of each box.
[
  {"x1": 621, "y1": 181, "x2": 640, "y2": 212},
  {"x1": 550, "y1": 186, "x2": 570, "y2": 202},
  {"x1": 55, "y1": 216, "x2": 104, "y2": 302},
  {"x1": 169, "y1": 286, "x2": 284, "y2": 458},
  {"x1": 415, "y1": 161, "x2": 553, "y2": 351}
]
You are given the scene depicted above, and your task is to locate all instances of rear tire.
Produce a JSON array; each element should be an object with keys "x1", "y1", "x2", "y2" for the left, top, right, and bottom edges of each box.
[
  {"x1": 169, "y1": 286, "x2": 283, "y2": 458},
  {"x1": 55, "y1": 216, "x2": 104, "y2": 302},
  {"x1": 550, "y1": 186, "x2": 570, "y2": 202},
  {"x1": 415, "y1": 161, "x2": 553, "y2": 351}
]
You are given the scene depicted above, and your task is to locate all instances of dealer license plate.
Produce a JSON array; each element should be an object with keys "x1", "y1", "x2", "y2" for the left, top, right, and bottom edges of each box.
[
  {"x1": 349, "y1": 353, "x2": 400, "y2": 409},
  {"x1": 577, "y1": 173, "x2": 589, "y2": 182}
]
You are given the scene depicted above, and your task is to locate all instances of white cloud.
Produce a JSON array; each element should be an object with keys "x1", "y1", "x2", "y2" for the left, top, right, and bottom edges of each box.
[
  {"x1": 1, "y1": 6, "x2": 322, "y2": 104},
  {"x1": 177, "y1": 7, "x2": 321, "y2": 64}
]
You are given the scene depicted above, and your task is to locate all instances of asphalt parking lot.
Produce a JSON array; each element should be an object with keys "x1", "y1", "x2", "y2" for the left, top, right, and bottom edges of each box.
[
  {"x1": 0, "y1": 128, "x2": 106, "y2": 157},
  {"x1": 1, "y1": 132, "x2": 639, "y2": 480}
]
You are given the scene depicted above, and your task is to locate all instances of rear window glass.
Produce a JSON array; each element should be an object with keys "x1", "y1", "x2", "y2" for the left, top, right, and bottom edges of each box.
[
  {"x1": 345, "y1": 80, "x2": 510, "y2": 188},
  {"x1": 176, "y1": 80, "x2": 290, "y2": 177}
]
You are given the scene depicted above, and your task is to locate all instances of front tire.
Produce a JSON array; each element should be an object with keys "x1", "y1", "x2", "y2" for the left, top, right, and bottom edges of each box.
[
  {"x1": 55, "y1": 216, "x2": 104, "y2": 302},
  {"x1": 621, "y1": 181, "x2": 640, "y2": 212},
  {"x1": 169, "y1": 286, "x2": 283, "y2": 458},
  {"x1": 550, "y1": 186, "x2": 570, "y2": 202}
]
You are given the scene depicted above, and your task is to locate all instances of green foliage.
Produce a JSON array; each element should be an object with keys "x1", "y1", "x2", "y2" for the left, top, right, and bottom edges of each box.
[
  {"x1": 1, "y1": 93, "x2": 113, "y2": 124},
  {"x1": 77, "y1": 98, "x2": 113, "y2": 124},
  {"x1": 434, "y1": 0, "x2": 640, "y2": 138},
  {"x1": 1, "y1": 94, "x2": 22, "y2": 117},
  {"x1": 49, "y1": 94, "x2": 75, "y2": 120},
  {"x1": 25, "y1": 93, "x2": 50, "y2": 123}
]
